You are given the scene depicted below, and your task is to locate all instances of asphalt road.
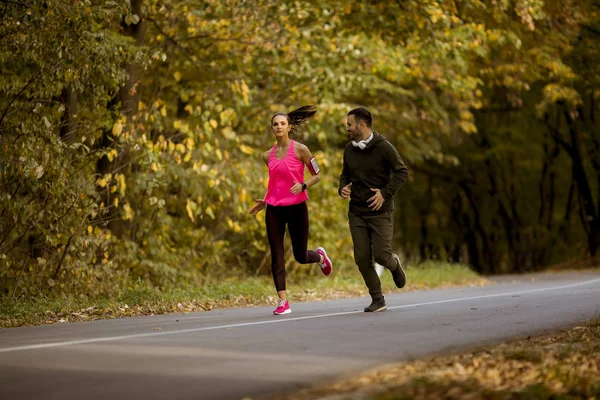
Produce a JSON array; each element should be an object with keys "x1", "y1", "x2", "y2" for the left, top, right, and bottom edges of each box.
[{"x1": 1, "y1": 271, "x2": 599, "y2": 400}]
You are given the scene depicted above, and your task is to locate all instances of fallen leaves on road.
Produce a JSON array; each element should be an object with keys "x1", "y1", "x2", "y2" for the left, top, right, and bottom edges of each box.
[{"x1": 268, "y1": 318, "x2": 600, "y2": 400}]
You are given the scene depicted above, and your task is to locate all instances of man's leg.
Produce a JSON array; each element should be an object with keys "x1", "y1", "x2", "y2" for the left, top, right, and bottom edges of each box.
[
  {"x1": 369, "y1": 211, "x2": 396, "y2": 270},
  {"x1": 348, "y1": 212, "x2": 382, "y2": 299},
  {"x1": 369, "y1": 211, "x2": 406, "y2": 288}
]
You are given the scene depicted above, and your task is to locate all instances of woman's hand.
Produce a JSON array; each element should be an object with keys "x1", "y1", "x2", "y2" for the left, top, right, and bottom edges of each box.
[
  {"x1": 290, "y1": 180, "x2": 303, "y2": 194},
  {"x1": 249, "y1": 199, "x2": 266, "y2": 215}
]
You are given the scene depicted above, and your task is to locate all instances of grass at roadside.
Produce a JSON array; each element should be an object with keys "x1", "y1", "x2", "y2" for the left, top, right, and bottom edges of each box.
[
  {"x1": 0, "y1": 261, "x2": 485, "y2": 328},
  {"x1": 270, "y1": 317, "x2": 600, "y2": 400}
]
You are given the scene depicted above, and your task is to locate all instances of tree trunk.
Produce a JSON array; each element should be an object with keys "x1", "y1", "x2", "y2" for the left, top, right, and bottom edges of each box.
[
  {"x1": 96, "y1": 1, "x2": 146, "y2": 238},
  {"x1": 459, "y1": 182, "x2": 495, "y2": 273},
  {"x1": 59, "y1": 88, "x2": 78, "y2": 143},
  {"x1": 563, "y1": 110, "x2": 600, "y2": 255}
]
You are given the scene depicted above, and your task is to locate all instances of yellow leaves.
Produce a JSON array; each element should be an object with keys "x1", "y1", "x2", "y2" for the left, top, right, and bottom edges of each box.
[
  {"x1": 219, "y1": 108, "x2": 236, "y2": 125},
  {"x1": 539, "y1": 84, "x2": 582, "y2": 113},
  {"x1": 174, "y1": 71, "x2": 182, "y2": 82},
  {"x1": 424, "y1": 5, "x2": 452, "y2": 25},
  {"x1": 160, "y1": 106, "x2": 167, "y2": 117},
  {"x1": 459, "y1": 121, "x2": 478, "y2": 133},
  {"x1": 97, "y1": 173, "x2": 111, "y2": 188},
  {"x1": 116, "y1": 173, "x2": 126, "y2": 196},
  {"x1": 106, "y1": 149, "x2": 118, "y2": 162},
  {"x1": 232, "y1": 80, "x2": 250, "y2": 105},
  {"x1": 222, "y1": 126, "x2": 236, "y2": 140},
  {"x1": 171, "y1": 120, "x2": 190, "y2": 134},
  {"x1": 460, "y1": 110, "x2": 473, "y2": 121},
  {"x1": 112, "y1": 117, "x2": 126, "y2": 136},
  {"x1": 227, "y1": 218, "x2": 241, "y2": 233},
  {"x1": 205, "y1": 206, "x2": 215, "y2": 219},
  {"x1": 209, "y1": 119, "x2": 218, "y2": 129},
  {"x1": 186, "y1": 199, "x2": 197, "y2": 222},
  {"x1": 185, "y1": 138, "x2": 195, "y2": 151},
  {"x1": 240, "y1": 144, "x2": 254, "y2": 155},
  {"x1": 240, "y1": 188, "x2": 248, "y2": 203},
  {"x1": 122, "y1": 203, "x2": 134, "y2": 221},
  {"x1": 301, "y1": 42, "x2": 313, "y2": 52},
  {"x1": 486, "y1": 29, "x2": 499, "y2": 42}
]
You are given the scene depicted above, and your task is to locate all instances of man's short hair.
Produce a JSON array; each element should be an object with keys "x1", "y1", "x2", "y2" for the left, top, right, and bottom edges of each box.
[{"x1": 347, "y1": 107, "x2": 372, "y2": 128}]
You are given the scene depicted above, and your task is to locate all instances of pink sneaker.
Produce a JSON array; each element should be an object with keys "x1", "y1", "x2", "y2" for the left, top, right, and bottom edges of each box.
[
  {"x1": 273, "y1": 299, "x2": 291, "y2": 315},
  {"x1": 316, "y1": 247, "x2": 332, "y2": 276}
]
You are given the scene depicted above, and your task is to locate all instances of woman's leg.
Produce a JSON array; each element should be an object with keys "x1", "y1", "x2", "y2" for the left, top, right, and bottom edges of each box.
[
  {"x1": 266, "y1": 205, "x2": 288, "y2": 296},
  {"x1": 287, "y1": 202, "x2": 321, "y2": 264}
]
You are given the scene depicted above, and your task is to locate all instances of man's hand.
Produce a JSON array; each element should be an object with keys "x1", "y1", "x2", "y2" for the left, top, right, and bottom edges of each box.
[
  {"x1": 249, "y1": 199, "x2": 266, "y2": 215},
  {"x1": 367, "y1": 188, "x2": 385, "y2": 211},
  {"x1": 340, "y1": 183, "x2": 352, "y2": 199}
]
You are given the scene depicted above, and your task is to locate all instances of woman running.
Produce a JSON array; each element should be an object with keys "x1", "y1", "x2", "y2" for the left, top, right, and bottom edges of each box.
[{"x1": 249, "y1": 105, "x2": 333, "y2": 315}]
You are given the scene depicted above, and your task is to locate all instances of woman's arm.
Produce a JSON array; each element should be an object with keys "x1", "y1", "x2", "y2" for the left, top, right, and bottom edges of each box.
[{"x1": 291, "y1": 143, "x2": 320, "y2": 194}]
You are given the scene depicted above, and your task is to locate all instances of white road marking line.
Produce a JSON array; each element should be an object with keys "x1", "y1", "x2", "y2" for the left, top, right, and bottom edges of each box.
[{"x1": 1, "y1": 278, "x2": 599, "y2": 354}]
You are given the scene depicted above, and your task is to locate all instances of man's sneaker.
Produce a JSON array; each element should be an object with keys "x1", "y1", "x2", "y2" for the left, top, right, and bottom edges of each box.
[
  {"x1": 364, "y1": 297, "x2": 387, "y2": 312},
  {"x1": 273, "y1": 299, "x2": 291, "y2": 315},
  {"x1": 391, "y1": 254, "x2": 406, "y2": 289},
  {"x1": 316, "y1": 247, "x2": 332, "y2": 276}
]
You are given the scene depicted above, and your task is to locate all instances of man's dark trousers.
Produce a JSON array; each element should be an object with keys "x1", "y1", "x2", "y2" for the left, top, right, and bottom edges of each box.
[{"x1": 348, "y1": 210, "x2": 398, "y2": 300}]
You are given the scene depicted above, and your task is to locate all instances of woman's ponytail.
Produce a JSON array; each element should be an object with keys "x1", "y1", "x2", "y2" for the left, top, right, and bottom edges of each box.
[{"x1": 272, "y1": 105, "x2": 316, "y2": 139}]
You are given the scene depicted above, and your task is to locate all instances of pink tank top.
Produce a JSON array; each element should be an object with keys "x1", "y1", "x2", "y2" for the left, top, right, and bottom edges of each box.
[{"x1": 264, "y1": 141, "x2": 309, "y2": 206}]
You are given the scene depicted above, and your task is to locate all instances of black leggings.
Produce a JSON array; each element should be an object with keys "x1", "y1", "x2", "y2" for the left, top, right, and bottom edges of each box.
[{"x1": 266, "y1": 202, "x2": 320, "y2": 291}]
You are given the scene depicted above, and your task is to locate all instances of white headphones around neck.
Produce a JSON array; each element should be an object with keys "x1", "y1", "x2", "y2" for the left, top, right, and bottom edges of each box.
[
  {"x1": 351, "y1": 140, "x2": 368, "y2": 150},
  {"x1": 351, "y1": 132, "x2": 374, "y2": 150}
]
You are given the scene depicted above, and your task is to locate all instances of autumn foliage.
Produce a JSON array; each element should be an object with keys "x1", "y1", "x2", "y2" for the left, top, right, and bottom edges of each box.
[{"x1": 1, "y1": 0, "x2": 598, "y2": 297}]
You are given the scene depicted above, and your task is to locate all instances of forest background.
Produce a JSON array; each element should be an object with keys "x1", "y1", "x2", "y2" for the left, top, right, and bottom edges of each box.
[{"x1": 1, "y1": 0, "x2": 599, "y2": 299}]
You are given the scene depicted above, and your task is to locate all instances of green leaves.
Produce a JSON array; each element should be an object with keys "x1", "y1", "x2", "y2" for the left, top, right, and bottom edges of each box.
[{"x1": 3, "y1": 0, "x2": 598, "y2": 297}]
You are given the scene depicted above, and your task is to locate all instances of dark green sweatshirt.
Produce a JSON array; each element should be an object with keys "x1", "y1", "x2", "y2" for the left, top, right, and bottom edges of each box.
[{"x1": 338, "y1": 132, "x2": 409, "y2": 215}]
